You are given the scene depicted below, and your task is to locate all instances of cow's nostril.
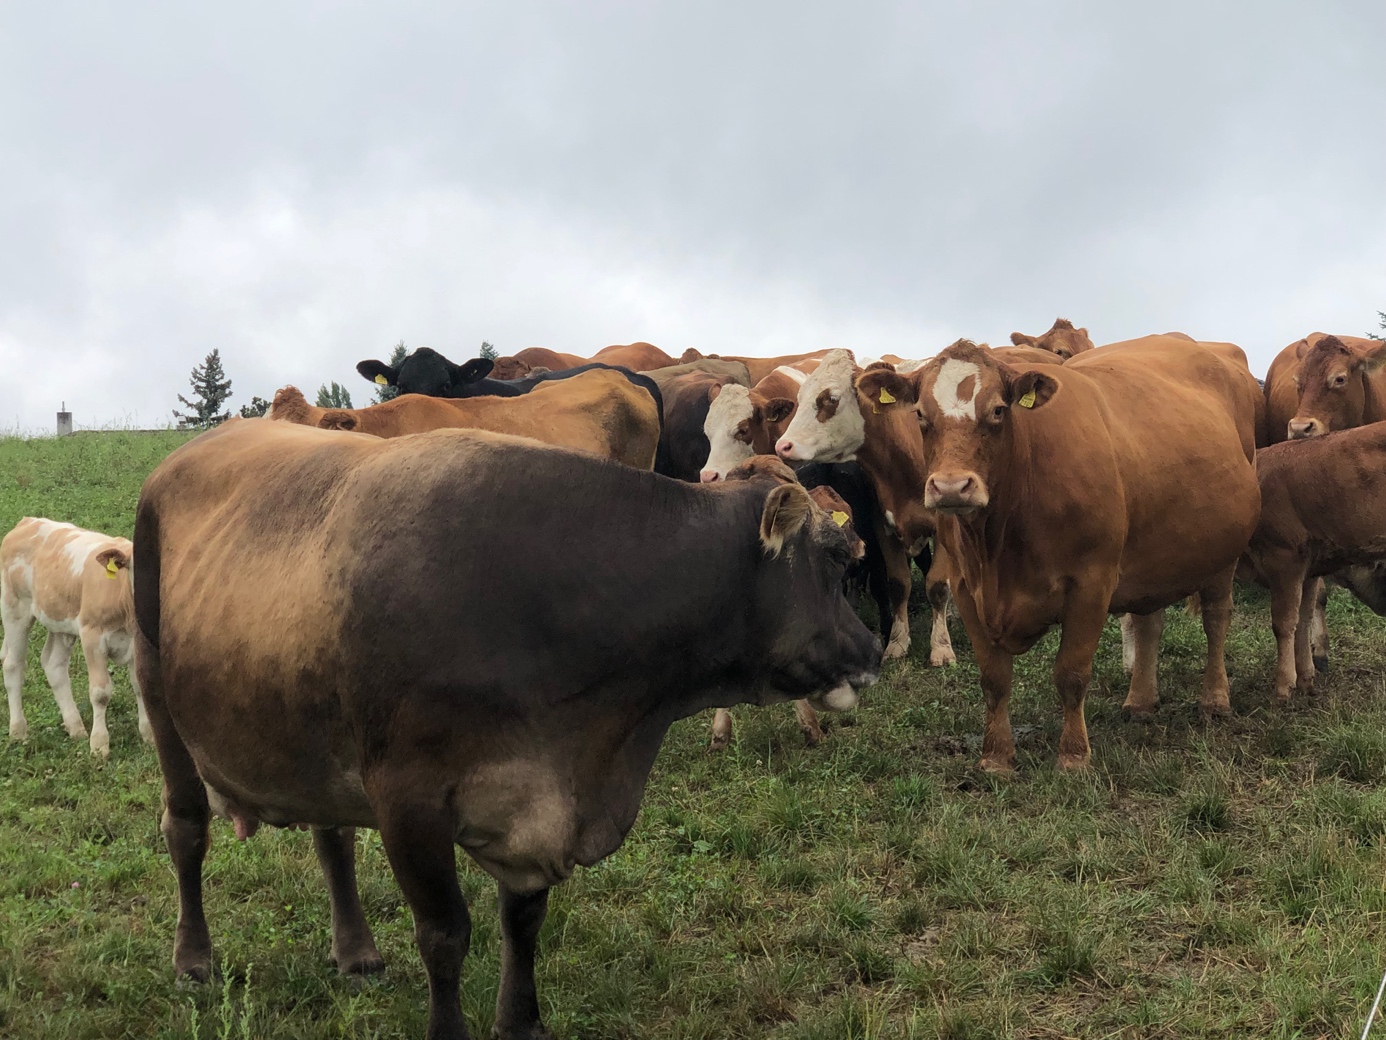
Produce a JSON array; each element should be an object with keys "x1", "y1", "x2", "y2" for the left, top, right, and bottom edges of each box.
[
  {"x1": 700, "y1": 471, "x2": 720, "y2": 483},
  {"x1": 777, "y1": 441, "x2": 793, "y2": 457}
]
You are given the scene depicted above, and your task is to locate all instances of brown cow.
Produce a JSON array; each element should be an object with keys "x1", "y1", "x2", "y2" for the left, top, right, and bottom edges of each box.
[
  {"x1": 681, "y1": 347, "x2": 829, "y2": 384},
  {"x1": 274, "y1": 370, "x2": 662, "y2": 469},
  {"x1": 591, "y1": 341, "x2": 676, "y2": 371},
  {"x1": 1009, "y1": 318, "x2": 1095, "y2": 359},
  {"x1": 1242, "y1": 423, "x2": 1386, "y2": 702},
  {"x1": 640, "y1": 358, "x2": 752, "y2": 391},
  {"x1": 2, "y1": 518, "x2": 152, "y2": 757},
  {"x1": 656, "y1": 370, "x2": 746, "y2": 482},
  {"x1": 904, "y1": 337, "x2": 1260, "y2": 771},
  {"x1": 489, "y1": 347, "x2": 587, "y2": 381},
  {"x1": 699, "y1": 358, "x2": 822, "y2": 482}
]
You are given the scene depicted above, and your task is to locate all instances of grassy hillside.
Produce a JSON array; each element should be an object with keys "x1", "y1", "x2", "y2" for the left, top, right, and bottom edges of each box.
[{"x1": 2, "y1": 431, "x2": 1385, "y2": 1039}]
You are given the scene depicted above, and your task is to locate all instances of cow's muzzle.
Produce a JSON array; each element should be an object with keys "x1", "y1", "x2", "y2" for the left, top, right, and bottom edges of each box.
[
  {"x1": 1287, "y1": 418, "x2": 1323, "y2": 440},
  {"x1": 924, "y1": 472, "x2": 989, "y2": 514}
]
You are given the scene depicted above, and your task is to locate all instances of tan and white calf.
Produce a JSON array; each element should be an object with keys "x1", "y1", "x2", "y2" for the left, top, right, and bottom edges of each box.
[{"x1": 1, "y1": 518, "x2": 152, "y2": 757}]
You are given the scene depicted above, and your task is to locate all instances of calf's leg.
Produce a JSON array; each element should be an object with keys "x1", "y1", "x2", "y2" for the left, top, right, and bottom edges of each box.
[
  {"x1": 1197, "y1": 568, "x2": 1236, "y2": 716},
  {"x1": 81, "y1": 629, "x2": 114, "y2": 758},
  {"x1": 2, "y1": 613, "x2": 34, "y2": 740},
  {"x1": 493, "y1": 885, "x2": 554, "y2": 1040},
  {"x1": 377, "y1": 797, "x2": 472, "y2": 1040},
  {"x1": 312, "y1": 826, "x2": 385, "y2": 975},
  {"x1": 127, "y1": 663, "x2": 154, "y2": 745},
  {"x1": 1121, "y1": 609, "x2": 1164, "y2": 716},
  {"x1": 41, "y1": 631, "x2": 87, "y2": 740}
]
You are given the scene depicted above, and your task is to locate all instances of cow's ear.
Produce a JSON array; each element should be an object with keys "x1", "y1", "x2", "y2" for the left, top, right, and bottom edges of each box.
[
  {"x1": 319, "y1": 410, "x2": 358, "y2": 431},
  {"x1": 94, "y1": 547, "x2": 129, "y2": 576},
  {"x1": 1010, "y1": 332, "x2": 1037, "y2": 347},
  {"x1": 357, "y1": 359, "x2": 398, "y2": 386},
  {"x1": 759, "y1": 483, "x2": 813, "y2": 558},
  {"x1": 1351, "y1": 340, "x2": 1386, "y2": 372},
  {"x1": 453, "y1": 358, "x2": 493, "y2": 385},
  {"x1": 708, "y1": 382, "x2": 723, "y2": 405},
  {"x1": 763, "y1": 397, "x2": 796, "y2": 424},
  {"x1": 1007, "y1": 369, "x2": 1059, "y2": 411},
  {"x1": 855, "y1": 368, "x2": 915, "y2": 409},
  {"x1": 1294, "y1": 338, "x2": 1313, "y2": 360},
  {"x1": 681, "y1": 347, "x2": 704, "y2": 362}
]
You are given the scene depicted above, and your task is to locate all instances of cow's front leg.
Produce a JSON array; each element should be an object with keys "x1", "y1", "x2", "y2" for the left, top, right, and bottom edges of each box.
[
  {"x1": 1121, "y1": 609, "x2": 1164, "y2": 716},
  {"x1": 377, "y1": 798, "x2": 472, "y2": 1040},
  {"x1": 493, "y1": 884, "x2": 554, "y2": 1040},
  {"x1": 312, "y1": 827, "x2": 385, "y2": 975},
  {"x1": 1267, "y1": 554, "x2": 1308, "y2": 703},
  {"x1": 1198, "y1": 567, "x2": 1237, "y2": 716},
  {"x1": 1053, "y1": 590, "x2": 1110, "y2": 770},
  {"x1": 1309, "y1": 576, "x2": 1330, "y2": 674},
  {"x1": 953, "y1": 588, "x2": 1015, "y2": 772},
  {"x1": 1294, "y1": 573, "x2": 1319, "y2": 697},
  {"x1": 925, "y1": 549, "x2": 956, "y2": 667},
  {"x1": 877, "y1": 527, "x2": 912, "y2": 660}
]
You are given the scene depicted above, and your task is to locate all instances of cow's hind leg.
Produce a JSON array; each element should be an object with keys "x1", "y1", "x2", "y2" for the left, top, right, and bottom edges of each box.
[
  {"x1": 879, "y1": 530, "x2": 912, "y2": 660},
  {"x1": 1295, "y1": 574, "x2": 1319, "y2": 698},
  {"x1": 1310, "y1": 577, "x2": 1330, "y2": 674},
  {"x1": 1197, "y1": 567, "x2": 1237, "y2": 716},
  {"x1": 1121, "y1": 610, "x2": 1164, "y2": 717},
  {"x1": 494, "y1": 885, "x2": 554, "y2": 1040},
  {"x1": 1053, "y1": 589, "x2": 1111, "y2": 770},
  {"x1": 792, "y1": 699, "x2": 824, "y2": 745},
  {"x1": 81, "y1": 629, "x2": 114, "y2": 758},
  {"x1": 2, "y1": 611, "x2": 34, "y2": 741},
  {"x1": 41, "y1": 632, "x2": 87, "y2": 740},
  {"x1": 925, "y1": 551, "x2": 956, "y2": 667},
  {"x1": 312, "y1": 827, "x2": 385, "y2": 975},
  {"x1": 377, "y1": 797, "x2": 472, "y2": 1040},
  {"x1": 1266, "y1": 552, "x2": 1308, "y2": 704},
  {"x1": 955, "y1": 589, "x2": 1016, "y2": 773}
]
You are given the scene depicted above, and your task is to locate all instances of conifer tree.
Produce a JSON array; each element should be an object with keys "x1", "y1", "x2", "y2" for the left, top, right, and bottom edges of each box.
[
  {"x1": 239, "y1": 396, "x2": 270, "y2": 418},
  {"x1": 173, "y1": 349, "x2": 233, "y2": 429},
  {"x1": 316, "y1": 382, "x2": 354, "y2": 409},
  {"x1": 480, "y1": 341, "x2": 498, "y2": 361}
]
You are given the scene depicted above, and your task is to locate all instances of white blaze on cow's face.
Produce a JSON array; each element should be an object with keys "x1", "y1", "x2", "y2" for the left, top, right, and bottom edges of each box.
[
  {"x1": 775, "y1": 349, "x2": 864, "y2": 463},
  {"x1": 931, "y1": 359, "x2": 982, "y2": 421},
  {"x1": 701, "y1": 384, "x2": 757, "y2": 482}
]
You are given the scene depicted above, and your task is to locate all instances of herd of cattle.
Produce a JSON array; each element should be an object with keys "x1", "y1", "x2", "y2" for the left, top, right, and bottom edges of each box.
[{"x1": 3, "y1": 320, "x2": 1384, "y2": 1038}]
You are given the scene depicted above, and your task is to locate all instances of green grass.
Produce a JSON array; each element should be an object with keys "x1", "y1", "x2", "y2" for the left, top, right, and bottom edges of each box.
[{"x1": 4, "y1": 431, "x2": 1386, "y2": 1038}]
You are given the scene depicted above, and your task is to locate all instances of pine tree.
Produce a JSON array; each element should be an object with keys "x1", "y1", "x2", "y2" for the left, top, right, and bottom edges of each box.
[
  {"x1": 376, "y1": 341, "x2": 409, "y2": 402},
  {"x1": 1371, "y1": 311, "x2": 1385, "y2": 342},
  {"x1": 480, "y1": 341, "x2": 498, "y2": 361},
  {"x1": 173, "y1": 349, "x2": 233, "y2": 429},
  {"x1": 239, "y1": 396, "x2": 270, "y2": 418},
  {"x1": 316, "y1": 382, "x2": 354, "y2": 409}
]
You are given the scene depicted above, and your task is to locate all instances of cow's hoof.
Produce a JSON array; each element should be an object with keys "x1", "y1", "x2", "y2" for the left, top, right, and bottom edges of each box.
[
  {"x1": 9, "y1": 722, "x2": 28, "y2": 742},
  {"x1": 978, "y1": 756, "x2": 1016, "y2": 776},
  {"x1": 1273, "y1": 690, "x2": 1292, "y2": 705},
  {"x1": 883, "y1": 637, "x2": 910, "y2": 661},
  {"x1": 90, "y1": 743, "x2": 110, "y2": 761},
  {"x1": 1121, "y1": 700, "x2": 1156, "y2": 720},
  {"x1": 493, "y1": 1024, "x2": 556, "y2": 1040},
  {"x1": 929, "y1": 647, "x2": 956, "y2": 667},
  {"x1": 1200, "y1": 700, "x2": 1232, "y2": 719},
  {"x1": 708, "y1": 734, "x2": 730, "y2": 752},
  {"x1": 1056, "y1": 753, "x2": 1091, "y2": 772},
  {"x1": 1313, "y1": 654, "x2": 1329, "y2": 675},
  {"x1": 801, "y1": 728, "x2": 824, "y2": 748},
  {"x1": 65, "y1": 724, "x2": 89, "y2": 741},
  {"x1": 175, "y1": 960, "x2": 213, "y2": 986},
  {"x1": 335, "y1": 949, "x2": 386, "y2": 976}
]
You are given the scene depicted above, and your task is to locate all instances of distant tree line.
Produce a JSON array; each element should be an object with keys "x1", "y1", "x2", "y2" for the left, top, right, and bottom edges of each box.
[{"x1": 174, "y1": 340, "x2": 499, "y2": 427}]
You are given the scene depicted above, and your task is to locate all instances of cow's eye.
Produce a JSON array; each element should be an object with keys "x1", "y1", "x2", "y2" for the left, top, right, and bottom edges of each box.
[
  {"x1": 1333, "y1": 374, "x2": 1347, "y2": 387},
  {"x1": 990, "y1": 404, "x2": 1007, "y2": 423}
]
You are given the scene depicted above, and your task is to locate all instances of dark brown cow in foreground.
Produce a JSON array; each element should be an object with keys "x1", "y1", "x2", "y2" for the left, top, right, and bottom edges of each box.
[
  {"x1": 134, "y1": 420, "x2": 880, "y2": 1040},
  {"x1": 1242, "y1": 424, "x2": 1386, "y2": 702},
  {"x1": 1009, "y1": 318, "x2": 1095, "y2": 360},
  {"x1": 272, "y1": 369, "x2": 662, "y2": 469},
  {"x1": 904, "y1": 337, "x2": 1260, "y2": 771}
]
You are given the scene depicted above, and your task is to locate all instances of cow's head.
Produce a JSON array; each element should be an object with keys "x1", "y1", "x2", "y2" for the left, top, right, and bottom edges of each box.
[
  {"x1": 1288, "y1": 335, "x2": 1386, "y2": 438},
  {"x1": 806, "y1": 485, "x2": 866, "y2": 561},
  {"x1": 266, "y1": 386, "x2": 321, "y2": 425},
  {"x1": 774, "y1": 349, "x2": 864, "y2": 463},
  {"x1": 356, "y1": 347, "x2": 493, "y2": 397},
  {"x1": 724, "y1": 457, "x2": 881, "y2": 709},
  {"x1": 915, "y1": 341, "x2": 1059, "y2": 515},
  {"x1": 489, "y1": 356, "x2": 533, "y2": 381},
  {"x1": 1009, "y1": 317, "x2": 1093, "y2": 361},
  {"x1": 700, "y1": 383, "x2": 796, "y2": 482}
]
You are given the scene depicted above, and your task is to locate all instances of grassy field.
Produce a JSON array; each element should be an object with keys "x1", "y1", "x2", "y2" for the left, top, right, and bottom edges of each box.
[{"x1": 3, "y1": 431, "x2": 1386, "y2": 1039}]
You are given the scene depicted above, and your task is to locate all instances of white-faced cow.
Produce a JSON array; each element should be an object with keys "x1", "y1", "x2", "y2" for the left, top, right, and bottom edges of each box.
[
  {"x1": 699, "y1": 359, "x2": 821, "y2": 483},
  {"x1": 2, "y1": 518, "x2": 152, "y2": 757},
  {"x1": 134, "y1": 418, "x2": 879, "y2": 1040},
  {"x1": 907, "y1": 337, "x2": 1261, "y2": 771}
]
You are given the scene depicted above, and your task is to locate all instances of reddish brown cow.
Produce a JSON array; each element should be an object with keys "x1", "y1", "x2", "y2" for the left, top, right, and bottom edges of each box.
[
  {"x1": 591, "y1": 341, "x2": 676, "y2": 371},
  {"x1": 1242, "y1": 424, "x2": 1386, "y2": 702},
  {"x1": 1009, "y1": 318, "x2": 1095, "y2": 360},
  {"x1": 681, "y1": 348, "x2": 829, "y2": 384},
  {"x1": 904, "y1": 337, "x2": 1260, "y2": 771},
  {"x1": 271, "y1": 371, "x2": 662, "y2": 469},
  {"x1": 489, "y1": 347, "x2": 587, "y2": 381}
]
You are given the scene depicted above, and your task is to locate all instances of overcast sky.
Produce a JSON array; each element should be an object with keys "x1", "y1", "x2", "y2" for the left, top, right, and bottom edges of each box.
[{"x1": 2, "y1": 2, "x2": 1383, "y2": 431}]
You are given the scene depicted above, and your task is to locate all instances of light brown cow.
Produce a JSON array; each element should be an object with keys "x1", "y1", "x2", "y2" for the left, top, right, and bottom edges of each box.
[
  {"x1": 591, "y1": 341, "x2": 676, "y2": 371},
  {"x1": 699, "y1": 358, "x2": 822, "y2": 482},
  {"x1": 1009, "y1": 318, "x2": 1095, "y2": 360},
  {"x1": 2, "y1": 518, "x2": 152, "y2": 757},
  {"x1": 1241, "y1": 423, "x2": 1386, "y2": 702},
  {"x1": 680, "y1": 347, "x2": 830, "y2": 385},
  {"x1": 273, "y1": 369, "x2": 663, "y2": 469},
  {"x1": 710, "y1": 463, "x2": 866, "y2": 750},
  {"x1": 489, "y1": 347, "x2": 587, "y2": 381},
  {"x1": 905, "y1": 337, "x2": 1260, "y2": 771}
]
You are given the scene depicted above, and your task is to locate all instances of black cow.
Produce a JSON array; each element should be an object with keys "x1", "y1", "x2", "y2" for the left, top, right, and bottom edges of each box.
[{"x1": 134, "y1": 421, "x2": 880, "y2": 1040}]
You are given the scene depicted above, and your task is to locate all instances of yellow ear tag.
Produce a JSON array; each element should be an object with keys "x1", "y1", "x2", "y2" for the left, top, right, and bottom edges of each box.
[
  {"x1": 831, "y1": 511, "x2": 850, "y2": 527},
  {"x1": 878, "y1": 388, "x2": 896, "y2": 405},
  {"x1": 374, "y1": 374, "x2": 388, "y2": 385},
  {"x1": 1017, "y1": 389, "x2": 1037, "y2": 409},
  {"x1": 105, "y1": 559, "x2": 119, "y2": 578}
]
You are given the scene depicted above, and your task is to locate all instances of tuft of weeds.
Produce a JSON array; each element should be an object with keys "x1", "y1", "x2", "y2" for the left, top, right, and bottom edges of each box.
[{"x1": 1317, "y1": 724, "x2": 1386, "y2": 782}]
